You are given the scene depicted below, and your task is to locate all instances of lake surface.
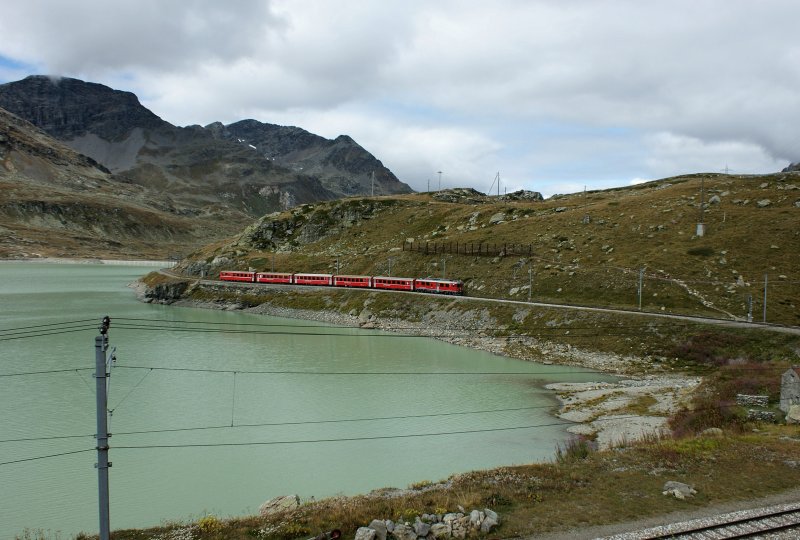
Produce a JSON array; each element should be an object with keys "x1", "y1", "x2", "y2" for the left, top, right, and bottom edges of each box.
[{"x1": 0, "y1": 263, "x2": 611, "y2": 538}]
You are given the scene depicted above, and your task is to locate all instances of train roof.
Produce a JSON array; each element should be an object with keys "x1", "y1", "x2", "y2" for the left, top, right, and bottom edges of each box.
[{"x1": 416, "y1": 277, "x2": 463, "y2": 284}]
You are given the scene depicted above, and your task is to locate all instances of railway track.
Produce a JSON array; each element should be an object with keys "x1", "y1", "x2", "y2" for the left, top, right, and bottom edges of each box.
[{"x1": 604, "y1": 503, "x2": 800, "y2": 539}]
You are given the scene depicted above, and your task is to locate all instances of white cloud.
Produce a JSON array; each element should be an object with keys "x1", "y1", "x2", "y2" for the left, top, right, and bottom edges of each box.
[
  {"x1": 0, "y1": 0, "x2": 798, "y2": 194},
  {"x1": 643, "y1": 132, "x2": 786, "y2": 178}
]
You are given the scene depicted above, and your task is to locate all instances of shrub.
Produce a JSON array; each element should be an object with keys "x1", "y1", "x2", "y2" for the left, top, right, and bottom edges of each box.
[
  {"x1": 198, "y1": 516, "x2": 223, "y2": 535},
  {"x1": 555, "y1": 437, "x2": 592, "y2": 464}
]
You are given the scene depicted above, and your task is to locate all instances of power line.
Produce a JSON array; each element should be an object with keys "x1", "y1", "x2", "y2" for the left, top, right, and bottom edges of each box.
[
  {"x1": 0, "y1": 326, "x2": 95, "y2": 342},
  {"x1": 114, "y1": 365, "x2": 611, "y2": 376},
  {"x1": 0, "y1": 318, "x2": 98, "y2": 333},
  {"x1": 0, "y1": 367, "x2": 93, "y2": 378},
  {"x1": 0, "y1": 448, "x2": 93, "y2": 467}
]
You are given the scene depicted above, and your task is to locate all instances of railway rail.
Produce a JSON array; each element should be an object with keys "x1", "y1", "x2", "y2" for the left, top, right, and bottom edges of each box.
[{"x1": 604, "y1": 503, "x2": 800, "y2": 539}]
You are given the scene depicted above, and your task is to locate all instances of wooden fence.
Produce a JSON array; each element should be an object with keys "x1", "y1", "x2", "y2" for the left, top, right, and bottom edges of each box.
[{"x1": 402, "y1": 241, "x2": 532, "y2": 257}]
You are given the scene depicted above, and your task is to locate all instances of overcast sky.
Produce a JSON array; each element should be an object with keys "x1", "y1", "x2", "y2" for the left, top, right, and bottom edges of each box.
[{"x1": 1, "y1": 0, "x2": 797, "y2": 196}]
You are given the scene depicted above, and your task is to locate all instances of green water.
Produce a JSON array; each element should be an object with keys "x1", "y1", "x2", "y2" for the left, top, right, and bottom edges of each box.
[{"x1": 0, "y1": 263, "x2": 611, "y2": 538}]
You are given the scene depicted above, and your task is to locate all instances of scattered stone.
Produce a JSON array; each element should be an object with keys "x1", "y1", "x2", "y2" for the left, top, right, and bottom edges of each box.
[
  {"x1": 554, "y1": 207, "x2": 567, "y2": 213},
  {"x1": 736, "y1": 394, "x2": 769, "y2": 407},
  {"x1": 369, "y1": 520, "x2": 388, "y2": 540},
  {"x1": 757, "y1": 199, "x2": 772, "y2": 207},
  {"x1": 390, "y1": 523, "x2": 416, "y2": 540},
  {"x1": 708, "y1": 195, "x2": 721, "y2": 204},
  {"x1": 430, "y1": 523, "x2": 450, "y2": 539},
  {"x1": 787, "y1": 404, "x2": 800, "y2": 425},
  {"x1": 413, "y1": 519, "x2": 431, "y2": 537},
  {"x1": 258, "y1": 494, "x2": 300, "y2": 516},
  {"x1": 489, "y1": 212, "x2": 506, "y2": 225},
  {"x1": 699, "y1": 427, "x2": 724, "y2": 438},
  {"x1": 662, "y1": 481, "x2": 697, "y2": 499},
  {"x1": 748, "y1": 410, "x2": 777, "y2": 422},
  {"x1": 760, "y1": 182, "x2": 769, "y2": 188},
  {"x1": 356, "y1": 527, "x2": 377, "y2": 540}
]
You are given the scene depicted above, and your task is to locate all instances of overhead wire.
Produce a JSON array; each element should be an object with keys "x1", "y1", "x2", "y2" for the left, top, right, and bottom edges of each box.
[
  {"x1": 0, "y1": 448, "x2": 94, "y2": 467},
  {"x1": 0, "y1": 326, "x2": 96, "y2": 342},
  {"x1": 0, "y1": 318, "x2": 98, "y2": 333}
]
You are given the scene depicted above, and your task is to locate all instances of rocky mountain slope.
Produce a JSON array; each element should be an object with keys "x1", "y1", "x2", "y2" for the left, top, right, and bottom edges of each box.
[
  {"x1": 0, "y1": 106, "x2": 250, "y2": 259},
  {"x1": 177, "y1": 174, "x2": 800, "y2": 326},
  {"x1": 0, "y1": 75, "x2": 411, "y2": 218}
]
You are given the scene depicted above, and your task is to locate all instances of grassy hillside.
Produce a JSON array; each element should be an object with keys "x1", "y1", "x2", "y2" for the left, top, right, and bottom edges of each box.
[{"x1": 179, "y1": 173, "x2": 800, "y2": 326}]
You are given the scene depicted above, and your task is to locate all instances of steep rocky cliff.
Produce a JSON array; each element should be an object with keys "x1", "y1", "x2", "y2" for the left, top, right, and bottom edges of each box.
[{"x1": 0, "y1": 76, "x2": 412, "y2": 217}]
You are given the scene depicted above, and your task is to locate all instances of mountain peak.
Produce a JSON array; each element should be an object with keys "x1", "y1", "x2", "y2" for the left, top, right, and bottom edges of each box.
[{"x1": 0, "y1": 75, "x2": 167, "y2": 141}]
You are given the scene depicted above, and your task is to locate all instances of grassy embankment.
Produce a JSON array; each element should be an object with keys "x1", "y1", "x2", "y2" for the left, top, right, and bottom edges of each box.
[{"x1": 43, "y1": 427, "x2": 800, "y2": 540}]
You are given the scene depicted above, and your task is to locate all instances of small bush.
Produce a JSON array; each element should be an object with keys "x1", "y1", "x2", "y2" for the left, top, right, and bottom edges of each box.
[
  {"x1": 555, "y1": 437, "x2": 592, "y2": 464},
  {"x1": 686, "y1": 246, "x2": 714, "y2": 257},
  {"x1": 198, "y1": 516, "x2": 223, "y2": 535}
]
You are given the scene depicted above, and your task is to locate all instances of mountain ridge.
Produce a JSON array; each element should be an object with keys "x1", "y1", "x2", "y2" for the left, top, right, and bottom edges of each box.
[{"x1": 0, "y1": 75, "x2": 412, "y2": 217}]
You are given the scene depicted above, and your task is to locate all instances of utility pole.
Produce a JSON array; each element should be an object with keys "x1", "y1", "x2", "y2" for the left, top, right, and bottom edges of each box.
[
  {"x1": 763, "y1": 274, "x2": 768, "y2": 323},
  {"x1": 528, "y1": 266, "x2": 533, "y2": 303},
  {"x1": 271, "y1": 253, "x2": 275, "y2": 272},
  {"x1": 371, "y1": 171, "x2": 375, "y2": 197},
  {"x1": 696, "y1": 177, "x2": 706, "y2": 237},
  {"x1": 746, "y1": 294, "x2": 753, "y2": 323},
  {"x1": 437, "y1": 171, "x2": 442, "y2": 191},
  {"x1": 427, "y1": 178, "x2": 430, "y2": 192},
  {"x1": 638, "y1": 268, "x2": 644, "y2": 311},
  {"x1": 441, "y1": 257, "x2": 446, "y2": 279},
  {"x1": 335, "y1": 256, "x2": 340, "y2": 275},
  {"x1": 95, "y1": 316, "x2": 112, "y2": 540}
]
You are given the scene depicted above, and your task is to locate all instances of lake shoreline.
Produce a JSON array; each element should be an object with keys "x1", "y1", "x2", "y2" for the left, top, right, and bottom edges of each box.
[{"x1": 131, "y1": 279, "x2": 696, "y2": 447}]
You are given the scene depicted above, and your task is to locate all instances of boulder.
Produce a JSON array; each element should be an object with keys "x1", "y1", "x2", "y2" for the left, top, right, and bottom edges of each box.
[
  {"x1": 489, "y1": 212, "x2": 505, "y2": 225},
  {"x1": 480, "y1": 516, "x2": 498, "y2": 533},
  {"x1": 413, "y1": 519, "x2": 431, "y2": 537},
  {"x1": 258, "y1": 494, "x2": 300, "y2": 516},
  {"x1": 469, "y1": 510, "x2": 483, "y2": 528},
  {"x1": 708, "y1": 194, "x2": 721, "y2": 204},
  {"x1": 787, "y1": 404, "x2": 800, "y2": 424},
  {"x1": 368, "y1": 520, "x2": 388, "y2": 540},
  {"x1": 662, "y1": 481, "x2": 696, "y2": 499},
  {"x1": 429, "y1": 523, "x2": 450, "y2": 539},
  {"x1": 698, "y1": 427, "x2": 723, "y2": 438},
  {"x1": 757, "y1": 199, "x2": 772, "y2": 208},
  {"x1": 390, "y1": 524, "x2": 416, "y2": 540},
  {"x1": 356, "y1": 527, "x2": 377, "y2": 540}
]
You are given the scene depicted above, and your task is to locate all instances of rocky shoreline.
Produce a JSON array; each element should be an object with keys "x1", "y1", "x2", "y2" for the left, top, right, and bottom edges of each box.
[{"x1": 131, "y1": 279, "x2": 698, "y2": 447}]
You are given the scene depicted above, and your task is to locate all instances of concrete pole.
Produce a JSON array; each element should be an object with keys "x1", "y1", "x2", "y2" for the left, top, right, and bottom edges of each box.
[
  {"x1": 528, "y1": 266, "x2": 533, "y2": 303},
  {"x1": 638, "y1": 268, "x2": 644, "y2": 311},
  {"x1": 763, "y1": 274, "x2": 768, "y2": 323},
  {"x1": 95, "y1": 323, "x2": 111, "y2": 540}
]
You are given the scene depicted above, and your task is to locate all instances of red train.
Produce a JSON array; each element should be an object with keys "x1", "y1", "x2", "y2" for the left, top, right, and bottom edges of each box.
[{"x1": 219, "y1": 271, "x2": 464, "y2": 295}]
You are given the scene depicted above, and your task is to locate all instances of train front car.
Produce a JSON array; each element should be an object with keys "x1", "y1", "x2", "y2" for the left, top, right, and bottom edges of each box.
[
  {"x1": 219, "y1": 270, "x2": 256, "y2": 283},
  {"x1": 413, "y1": 278, "x2": 464, "y2": 295}
]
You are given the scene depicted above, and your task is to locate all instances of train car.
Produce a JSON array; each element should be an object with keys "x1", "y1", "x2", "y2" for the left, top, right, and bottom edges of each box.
[
  {"x1": 372, "y1": 276, "x2": 414, "y2": 291},
  {"x1": 256, "y1": 272, "x2": 294, "y2": 284},
  {"x1": 413, "y1": 278, "x2": 464, "y2": 295},
  {"x1": 333, "y1": 275, "x2": 372, "y2": 288},
  {"x1": 293, "y1": 273, "x2": 333, "y2": 286},
  {"x1": 219, "y1": 270, "x2": 256, "y2": 282}
]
